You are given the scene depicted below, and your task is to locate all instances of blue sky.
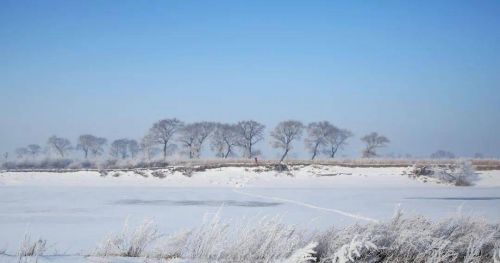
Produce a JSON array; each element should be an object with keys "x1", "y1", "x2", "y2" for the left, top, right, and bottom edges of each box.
[{"x1": 1, "y1": 0, "x2": 500, "y2": 158}]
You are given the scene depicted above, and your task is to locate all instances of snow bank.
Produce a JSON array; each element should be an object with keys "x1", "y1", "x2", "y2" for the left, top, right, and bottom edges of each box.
[{"x1": 1, "y1": 165, "x2": 499, "y2": 188}]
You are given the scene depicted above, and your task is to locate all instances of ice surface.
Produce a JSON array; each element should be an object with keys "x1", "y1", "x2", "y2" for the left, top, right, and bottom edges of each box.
[{"x1": 0, "y1": 166, "x2": 499, "y2": 262}]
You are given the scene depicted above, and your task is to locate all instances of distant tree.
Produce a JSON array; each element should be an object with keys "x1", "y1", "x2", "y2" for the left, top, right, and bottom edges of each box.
[
  {"x1": 304, "y1": 121, "x2": 331, "y2": 160},
  {"x1": 76, "y1": 134, "x2": 107, "y2": 158},
  {"x1": 47, "y1": 136, "x2": 72, "y2": 158},
  {"x1": 210, "y1": 123, "x2": 239, "y2": 158},
  {"x1": 361, "y1": 132, "x2": 390, "y2": 158},
  {"x1": 15, "y1": 147, "x2": 29, "y2": 159},
  {"x1": 128, "y1": 139, "x2": 140, "y2": 158},
  {"x1": 431, "y1": 150, "x2": 456, "y2": 159},
  {"x1": 270, "y1": 120, "x2": 304, "y2": 162},
  {"x1": 110, "y1": 139, "x2": 128, "y2": 159},
  {"x1": 235, "y1": 120, "x2": 265, "y2": 158},
  {"x1": 148, "y1": 118, "x2": 184, "y2": 159},
  {"x1": 178, "y1": 125, "x2": 197, "y2": 159},
  {"x1": 26, "y1": 144, "x2": 42, "y2": 158},
  {"x1": 140, "y1": 134, "x2": 158, "y2": 160},
  {"x1": 474, "y1": 153, "x2": 484, "y2": 159},
  {"x1": 3, "y1": 152, "x2": 7, "y2": 160},
  {"x1": 178, "y1": 122, "x2": 215, "y2": 159},
  {"x1": 110, "y1": 139, "x2": 138, "y2": 159},
  {"x1": 324, "y1": 127, "x2": 353, "y2": 158}
]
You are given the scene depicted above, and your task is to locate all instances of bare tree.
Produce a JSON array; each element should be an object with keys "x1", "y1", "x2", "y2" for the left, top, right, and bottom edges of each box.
[
  {"x1": 361, "y1": 132, "x2": 390, "y2": 158},
  {"x1": 26, "y1": 144, "x2": 42, "y2": 159},
  {"x1": 210, "y1": 123, "x2": 239, "y2": 158},
  {"x1": 77, "y1": 134, "x2": 107, "y2": 158},
  {"x1": 128, "y1": 139, "x2": 140, "y2": 158},
  {"x1": 178, "y1": 122, "x2": 215, "y2": 159},
  {"x1": 110, "y1": 139, "x2": 137, "y2": 159},
  {"x1": 178, "y1": 125, "x2": 197, "y2": 159},
  {"x1": 110, "y1": 139, "x2": 128, "y2": 159},
  {"x1": 324, "y1": 127, "x2": 353, "y2": 158},
  {"x1": 148, "y1": 118, "x2": 184, "y2": 159},
  {"x1": 15, "y1": 147, "x2": 29, "y2": 159},
  {"x1": 47, "y1": 136, "x2": 72, "y2": 158},
  {"x1": 140, "y1": 134, "x2": 158, "y2": 161},
  {"x1": 271, "y1": 120, "x2": 304, "y2": 162},
  {"x1": 3, "y1": 152, "x2": 7, "y2": 160},
  {"x1": 235, "y1": 120, "x2": 265, "y2": 158},
  {"x1": 305, "y1": 121, "x2": 331, "y2": 160}
]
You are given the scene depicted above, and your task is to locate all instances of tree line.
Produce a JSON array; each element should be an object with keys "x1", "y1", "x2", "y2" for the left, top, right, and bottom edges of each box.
[{"x1": 9, "y1": 118, "x2": 391, "y2": 161}]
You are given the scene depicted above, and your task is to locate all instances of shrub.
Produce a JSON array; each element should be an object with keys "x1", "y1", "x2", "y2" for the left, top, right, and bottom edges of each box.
[
  {"x1": 94, "y1": 218, "x2": 159, "y2": 257},
  {"x1": 17, "y1": 233, "x2": 47, "y2": 263},
  {"x1": 410, "y1": 160, "x2": 478, "y2": 186}
]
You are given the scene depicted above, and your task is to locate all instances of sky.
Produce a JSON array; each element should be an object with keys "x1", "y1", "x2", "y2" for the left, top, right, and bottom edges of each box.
[{"x1": 1, "y1": 0, "x2": 500, "y2": 159}]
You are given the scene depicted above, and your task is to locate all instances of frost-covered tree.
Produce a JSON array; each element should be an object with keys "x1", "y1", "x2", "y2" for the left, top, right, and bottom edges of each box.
[
  {"x1": 270, "y1": 120, "x2": 304, "y2": 162},
  {"x1": 15, "y1": 147, "x2": 29, "y2": 159},
  {"x1": 128, "y1": 139, "x2": 140, "y2": 158},
  {"x1": 26, "y1": 144, "x2": 42, "y2": 158},
  {"x1": 47, "y1": 136, "x2": 72, "y2": 158},
  {"x1": 76, "y1": 134, "x2": 107, "y2": 158},
  {"x1": 361, "y1": 132, "x2": 389, "y2": 158},
  {"x1": 110, "y1": 139, "x2": 137, "y2": 159},
  {"x1": 192, "y1": 122, "x2": 215, "y2": 158},
  {"x1": 324, "y1": 127, "x2": 353, "y2": 158},
  {"x1": 178, "y1": 122, "x2": 215, "y2": 159},
  {"x1": 430, "y1": 150, "x2": 456, "y2": 159},
  {"x1": 110, "y1": 139, "x2": 128, "y2": 159},
  {"x1": 148, "y1": 118, "x2": 184, "y2": 159},
  {"x1": 140, "y1": 134, "x2": 159, "y2": 160},
  {"x1": 305, "y1": 121, "x2": 331, "y2": 160},
  {"x1": 210, "y1": 123, "x2": 239, "y2": 158},
  {"x1": 235, "y1": 120, "x2": 265, "y2": 158}
]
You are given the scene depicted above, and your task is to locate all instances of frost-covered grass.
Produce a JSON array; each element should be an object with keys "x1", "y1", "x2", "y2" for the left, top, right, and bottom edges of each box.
[
  {"x1": 16, "y1": 233, "x2": 47, "y2": 263},
  {"x1": 87, "y1": 211, "x2": 500, "y2": 263},
  {"x1": 2, "y1": 157, "x2": 500, "y2": 171},
  {"x1": 93, "y1": 218, "x2": 159, "y2": 257}
]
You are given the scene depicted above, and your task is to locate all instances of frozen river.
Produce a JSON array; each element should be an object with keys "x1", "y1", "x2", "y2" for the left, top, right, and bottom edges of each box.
[{"x1": 1, "y1": 185, "x2": 499, "y2": 255}]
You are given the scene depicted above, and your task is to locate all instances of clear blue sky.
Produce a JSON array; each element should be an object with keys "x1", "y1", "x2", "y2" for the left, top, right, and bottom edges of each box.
[{"x1": 1, "y1": 0, "x2": 500, "y2": 158}]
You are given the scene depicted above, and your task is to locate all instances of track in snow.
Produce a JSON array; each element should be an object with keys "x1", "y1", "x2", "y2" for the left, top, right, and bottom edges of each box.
[{"x1": 232, "y1": 188, "x2": 379, "y2": 223}]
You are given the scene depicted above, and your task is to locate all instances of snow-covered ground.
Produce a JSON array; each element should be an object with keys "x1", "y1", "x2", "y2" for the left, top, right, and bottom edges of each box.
[{"x1": 0, "y1": 166, "x2": 499, "y2": 262}]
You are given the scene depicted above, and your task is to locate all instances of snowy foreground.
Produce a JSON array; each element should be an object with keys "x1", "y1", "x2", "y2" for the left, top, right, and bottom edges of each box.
[{"x1": 0, "y1": 165, "x2": 499, "y2": 262}]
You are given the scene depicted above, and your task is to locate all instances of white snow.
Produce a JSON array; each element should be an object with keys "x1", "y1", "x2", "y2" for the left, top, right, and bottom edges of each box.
[
  {"x1": 0, "y1": 165, "x2": 499, "y2": 262},
  {"x1": 2, "y1": 165, "x2": 499, "y2": 188}
]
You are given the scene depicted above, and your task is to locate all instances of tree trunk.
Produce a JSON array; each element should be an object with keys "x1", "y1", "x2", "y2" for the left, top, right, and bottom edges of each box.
[
  {"x1": 280, "y1": 149, "x2": 289, "y2": 162},
  {"x1": 163, "y1": 141, "x2": 167, "y2": 159},
  {"x1": 311, "y1": 142, "x2": 320, "y2": 160},
  {"x1": 57, "y1": 148, "x2": 64, "y2": 158},
  {"x1": 224, "y1": 146, "x2": 231, "y2": 159},
  {"x1": 330, "y1": 146, "x2": 337, "y2": 158}
]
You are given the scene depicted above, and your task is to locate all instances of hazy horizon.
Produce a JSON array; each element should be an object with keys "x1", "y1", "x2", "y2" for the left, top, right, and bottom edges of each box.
[{"x1": 2, "y1": 1, "x2": 500, "y2": 159}]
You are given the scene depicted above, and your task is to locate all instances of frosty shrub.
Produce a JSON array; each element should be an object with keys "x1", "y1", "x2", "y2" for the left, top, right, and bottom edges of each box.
[
  {"x1": 94, "y1": 218, "x2": 159, "y2": 257},
  {"x1": 315, "y1": 209, "x2": 499, "y2": 263},
  {"x1": 222, "y1": 216, "x2": 311, "y2": 262},
  {"x1": 281, "y1": 242, "x2": 318, "y2": 263},
  {"x1": 410, "y1": 160, "x2": 479, "y2": 186},
  {"x1": 17, "y1": 233, "x2": 47, "y2": 263},
  {"x1": 91, "y1": 211, "x2": 499, "y2": 262},
  {"x1": 150, "y1": 229, "x2": 192, "y2": 260}
]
